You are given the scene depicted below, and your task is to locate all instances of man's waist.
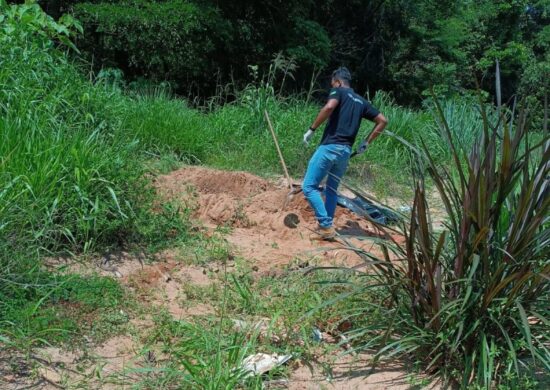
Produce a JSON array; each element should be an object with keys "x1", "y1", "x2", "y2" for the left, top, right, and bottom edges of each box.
[{"x1": 320, "y1": 135, "x2": 356, "y2": 146}]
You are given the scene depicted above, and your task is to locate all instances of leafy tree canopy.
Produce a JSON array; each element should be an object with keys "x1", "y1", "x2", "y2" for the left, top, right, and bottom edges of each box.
[{"x1": 15, "y1": 0, "x2": 550, "y2": 104}]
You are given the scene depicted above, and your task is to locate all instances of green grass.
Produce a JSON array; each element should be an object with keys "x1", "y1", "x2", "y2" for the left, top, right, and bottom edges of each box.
[
  {"x1": 0, "y1": 267, "x2": 129, "y2": 348},
  {"x1": 125, "y1": 257, "x2": 376, "y2": 389},
  {"x1": 0, "y1": 4, "x2": 191, "y2": 353}
]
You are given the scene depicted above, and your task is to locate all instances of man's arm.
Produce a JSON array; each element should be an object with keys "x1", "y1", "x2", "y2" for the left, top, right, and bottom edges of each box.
[
  {"x1": 309, "y1": 99, "x2": 339, "y2": 130},
  {"x1": 365, "y1": 113, "x2": 388, "y2": 143}
]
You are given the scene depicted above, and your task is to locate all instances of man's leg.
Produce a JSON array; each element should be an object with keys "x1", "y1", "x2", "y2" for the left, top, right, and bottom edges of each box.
[
  {"x1": 325, "y1": 146, "x2": 351, "y2": 220},
  {"x1": 303, "y1": 145, "x2": 335, "y2": 228}
]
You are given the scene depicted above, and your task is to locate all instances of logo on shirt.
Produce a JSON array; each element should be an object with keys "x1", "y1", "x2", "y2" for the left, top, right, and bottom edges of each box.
[{"x1": 347, "y1": 93, "x2": 363, "y2": 105}]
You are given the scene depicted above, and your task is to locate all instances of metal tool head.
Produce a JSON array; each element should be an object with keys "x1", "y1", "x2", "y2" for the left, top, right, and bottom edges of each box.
[{"x1": 283, "y1": 213, "x2": 300, "y2": 228}]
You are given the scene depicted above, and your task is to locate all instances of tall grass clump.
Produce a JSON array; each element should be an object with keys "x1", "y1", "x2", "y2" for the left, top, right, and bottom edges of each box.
[
  {"x1": 327, "y1": 95, "x2": 549, "y2": 387},
  {"x1": 118, "y1": 90, "x2": 210, "y2": 164},
  {"x1": 115, "y1": 59, "x2": 320, "y2": 176},
  {"x1": 0, "y1": 1, "x2": 189, "y2": 348},
  {"x1": 0, "y1": 1, "x2": 190, "y2": 255},
  {"x1": 424, "y1": 95, "x2": 489, "y2": 155},
  {"x1": 1, "y1": 2, "x2": 137, "y2": 253}
]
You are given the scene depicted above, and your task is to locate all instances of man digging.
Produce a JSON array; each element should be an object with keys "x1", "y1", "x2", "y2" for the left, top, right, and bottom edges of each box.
[{"x1": 302, "y1": 67, "x2": 388, "y2": 240}]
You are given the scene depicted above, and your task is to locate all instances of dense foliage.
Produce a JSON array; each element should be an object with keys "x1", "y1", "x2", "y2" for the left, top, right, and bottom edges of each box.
[
  {"x1": 68, "y1": 0, "x2": 330, "y2": 98},
  {"x1": 72, "y1": 1, "x2": 234, "y2": 95},
  {"x1": 0, "y1": 1, "x2": 143, "y2": 253},
  {"x1": 337, "y1": 97, "x2": 549, "y2": 387},
  {"x1": 0, "y1": 0, "x2": 190, "y2": 349},
  {"x1": 27, "y1": 0, "x2": 550, "y2": 105}
]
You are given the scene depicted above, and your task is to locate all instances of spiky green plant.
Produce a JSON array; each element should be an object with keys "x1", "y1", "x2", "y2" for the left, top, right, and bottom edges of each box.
[{"x1": 330, "y1": 94, "x2": 549, "y2": 388}]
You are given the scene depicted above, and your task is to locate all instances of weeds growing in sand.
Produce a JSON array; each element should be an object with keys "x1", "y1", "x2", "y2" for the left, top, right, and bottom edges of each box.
[{"x1": 122, "y1": 255, "x2": 378, "y2": 389}]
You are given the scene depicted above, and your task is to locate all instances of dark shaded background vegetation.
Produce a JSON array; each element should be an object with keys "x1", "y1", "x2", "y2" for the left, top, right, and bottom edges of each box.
[{"x1": 20, "y1": 0, "x2": 549, "y2": 106}]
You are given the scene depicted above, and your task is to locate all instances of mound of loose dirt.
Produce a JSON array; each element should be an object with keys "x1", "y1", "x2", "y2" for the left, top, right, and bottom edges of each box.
[
  {"x1": 175, "y1": 167, "x2": 271, "y2": 197},
  {"x1": 155, "y1": 166, "x2": 388, "y2": 269},
  {"x1": 155, "y1": 166, "x2": 364, "y2": 230}
]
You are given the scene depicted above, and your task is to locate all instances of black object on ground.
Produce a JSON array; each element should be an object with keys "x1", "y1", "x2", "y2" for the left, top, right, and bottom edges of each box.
[
  {"x1": 282, "y1": 187, "x2": 400, "y2": 229},
  {"x1": 336, "y1": 192, "x2": 400, "y2": 225},
  {"x1": 283, "y1": 213, "x2": 300, "y2": 228}
]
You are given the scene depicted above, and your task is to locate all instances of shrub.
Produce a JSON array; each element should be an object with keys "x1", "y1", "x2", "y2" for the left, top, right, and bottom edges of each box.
[
  {"x1": 72, "y1": 0, "x2": 232, "y2": 94},
  {"x1": 0, "y1": 0, "x2": 193, "y2": 254},
  {"x1": 332, "y1": 96, "x2": 549, "y2": 387},
  {"x1": 0, "y1": 1, "x2": 191, "y2": 349}
]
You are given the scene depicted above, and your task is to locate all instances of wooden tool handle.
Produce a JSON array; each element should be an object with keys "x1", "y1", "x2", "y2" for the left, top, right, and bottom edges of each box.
[{"x1": 264, "y1": 110, "x2": 293, "y2": 189}]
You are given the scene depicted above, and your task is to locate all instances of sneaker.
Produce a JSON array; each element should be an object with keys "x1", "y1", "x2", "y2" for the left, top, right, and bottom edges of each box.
[{"x1": 311, "y1": 225, "x2": 336, "y2": 240}]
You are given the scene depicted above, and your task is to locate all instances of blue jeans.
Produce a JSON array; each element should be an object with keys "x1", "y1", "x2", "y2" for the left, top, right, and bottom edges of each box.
[{"x1": 303, "y1": 144, "x2": 351, "y2": 228}]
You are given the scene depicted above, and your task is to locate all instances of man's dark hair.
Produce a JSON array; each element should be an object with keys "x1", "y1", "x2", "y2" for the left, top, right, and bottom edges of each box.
[{"x1": 332, "y1": 67, "x2": 352, "y2": 85}]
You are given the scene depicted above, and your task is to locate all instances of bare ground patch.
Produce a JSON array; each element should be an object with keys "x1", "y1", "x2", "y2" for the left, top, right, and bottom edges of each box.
[
  {"x1": 155, "y1": 166, "x2": 402, "y2": 271},
  {"x1": 7, "y1": 167, "x2": 436, "y2": 389}
]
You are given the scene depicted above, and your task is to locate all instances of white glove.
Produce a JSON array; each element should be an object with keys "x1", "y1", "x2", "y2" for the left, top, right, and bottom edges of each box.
[
  {"x1": 303, "y1": 128, "x2": 315, "y2": 145},
  {"x1": 356, "y1": 140, "x2": 369, "y2": 155}
]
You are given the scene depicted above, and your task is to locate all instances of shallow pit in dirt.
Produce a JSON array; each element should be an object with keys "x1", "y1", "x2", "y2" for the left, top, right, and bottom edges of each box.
[
  {"x1": 155, "y1": 166, "x2": 395, "y2": 269},
  {"x1": 155, "y1": 167, "x2": 309, "y2": 228}
]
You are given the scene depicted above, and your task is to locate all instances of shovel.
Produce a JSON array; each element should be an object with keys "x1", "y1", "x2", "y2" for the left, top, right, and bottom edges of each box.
[
  {"x1": 264, "y1": 110, "x2": 302, "y2": 210},
  {"x1": 278, "y1": 146, "x2": 367, "y2": 229}
]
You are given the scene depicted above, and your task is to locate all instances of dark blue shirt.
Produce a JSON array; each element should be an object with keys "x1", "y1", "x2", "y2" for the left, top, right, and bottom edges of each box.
[{"x1": 320, "y1": 87, "x2": 380, "y2": 147}]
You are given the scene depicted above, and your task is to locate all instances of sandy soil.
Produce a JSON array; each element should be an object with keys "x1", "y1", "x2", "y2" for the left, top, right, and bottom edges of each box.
[
  {"x1": 2, "y1": 166, "x2": 426, "y2": 390},
  {"x1": 155, "y1": 166, "x2": 401, "y2": 271},
  {"x1": 288, "y1": 352, "x2": 438, "y2": 390}
]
